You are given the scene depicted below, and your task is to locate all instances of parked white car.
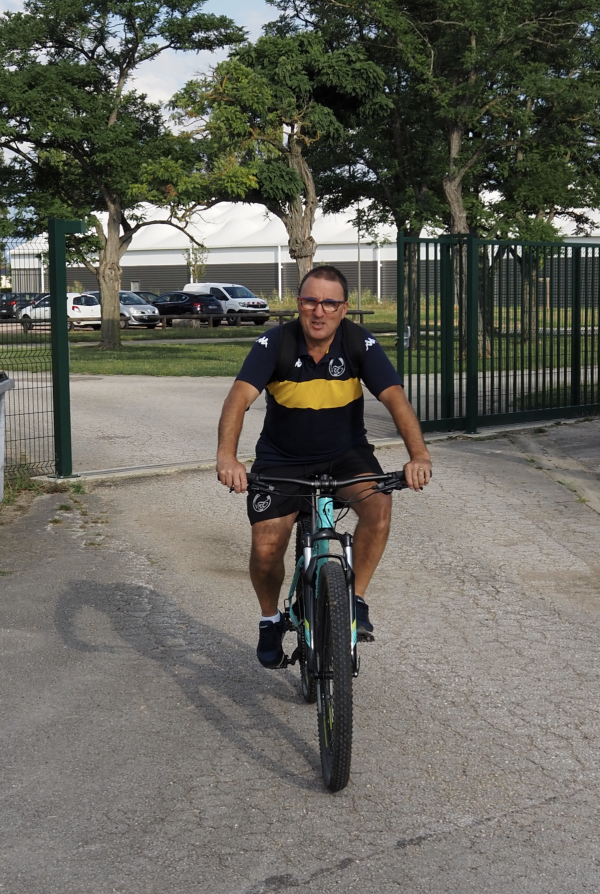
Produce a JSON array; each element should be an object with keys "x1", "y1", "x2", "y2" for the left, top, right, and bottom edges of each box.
[
  {"x1": 20, "y1": 293, "x2": 102, "y2": 331},
  {"x1": 183, "y1": 282, "x2": 270, "y2": 325}
]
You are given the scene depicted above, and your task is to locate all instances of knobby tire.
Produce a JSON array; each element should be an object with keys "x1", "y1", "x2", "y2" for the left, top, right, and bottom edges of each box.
[
  {"x1": 295, "y1": 514, "x2": 317, "y2": 703},
  {"x1": 316, "y1": 561, "x2": 353, "y2": 792}
]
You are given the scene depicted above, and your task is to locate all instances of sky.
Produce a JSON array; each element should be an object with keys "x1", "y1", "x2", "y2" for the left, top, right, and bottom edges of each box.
[
  {"x1": 0, "y1": 0, "x2": 274, "y2": 104},
  {"x1": 134, "y1": 0, "x2": 273, "y2": 103}
]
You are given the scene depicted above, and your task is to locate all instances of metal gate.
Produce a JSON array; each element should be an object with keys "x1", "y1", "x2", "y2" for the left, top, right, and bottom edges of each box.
[{"x1": 397, "y1": 234, "x2": 600, "y2": 432}]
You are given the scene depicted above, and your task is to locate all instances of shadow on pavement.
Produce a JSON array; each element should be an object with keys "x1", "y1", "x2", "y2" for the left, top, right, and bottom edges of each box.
[{"x1": 54, "y1": 579, "x2": 321, "y2": 789}]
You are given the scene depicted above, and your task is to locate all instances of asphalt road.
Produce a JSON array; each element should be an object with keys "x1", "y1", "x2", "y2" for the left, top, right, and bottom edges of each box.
[
  {"x1": 1, "y1": 421, "x2": 600, "y2": 892},
  {"x1": 68, "y1": 375, "x2": 400, "y2": 473}
]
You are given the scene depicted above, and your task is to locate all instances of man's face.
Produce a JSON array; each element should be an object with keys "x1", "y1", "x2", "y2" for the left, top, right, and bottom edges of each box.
[{"x1": 297, "y1": 275, "x2": 347, "y2": 346}]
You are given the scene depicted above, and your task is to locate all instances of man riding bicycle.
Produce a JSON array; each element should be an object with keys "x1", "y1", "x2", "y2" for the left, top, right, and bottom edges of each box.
[{"x1": 217, "y1": 265, "x2": 432, "y2": 668}]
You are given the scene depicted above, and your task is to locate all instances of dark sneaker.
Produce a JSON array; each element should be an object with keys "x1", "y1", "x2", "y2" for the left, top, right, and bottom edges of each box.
[
  {"x1": 257, "y1": 616, "x2": 287, "y2": 668},
  {"x1": 356, "y1": 597, "x2": 374, "y2": 641}
]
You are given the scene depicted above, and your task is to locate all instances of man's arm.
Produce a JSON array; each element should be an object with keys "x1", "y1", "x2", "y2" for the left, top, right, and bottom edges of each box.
[
  {"x1": 378, "y1": 384, "x2": 432, "y2": 492},
  {"x1": 217, "y1": 380, "x2": 260, "y2": 493}
]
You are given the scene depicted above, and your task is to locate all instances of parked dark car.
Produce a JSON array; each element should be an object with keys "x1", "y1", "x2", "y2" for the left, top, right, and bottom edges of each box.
[
  {"x1": 153, "y1": 291, "x2": 225, "y2": 326},
  {"x1": 133, "y1": 291, "x2": 160, "y2": 305},
  {"x1": 0, "y1": 292, "x2": 40, "y2": 319}
]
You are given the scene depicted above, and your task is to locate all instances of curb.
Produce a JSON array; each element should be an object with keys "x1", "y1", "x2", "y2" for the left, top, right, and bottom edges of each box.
[{"x1": 32, "y1": 415, "x2": 597, "y2": 486}]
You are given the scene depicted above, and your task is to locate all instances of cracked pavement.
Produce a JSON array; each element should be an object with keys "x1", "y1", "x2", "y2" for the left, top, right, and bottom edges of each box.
[{"x1": 1, "y1": 418, "x2": 600, "y2": 892}]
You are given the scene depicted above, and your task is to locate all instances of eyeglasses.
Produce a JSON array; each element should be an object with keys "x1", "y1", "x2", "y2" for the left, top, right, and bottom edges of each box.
[{"x1": 298, "y1": 297, "x2": 345, "y2": 313}]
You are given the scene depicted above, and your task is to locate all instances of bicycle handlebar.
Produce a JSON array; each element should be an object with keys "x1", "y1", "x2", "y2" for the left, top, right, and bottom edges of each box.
[{"x1": 246, "y1": 470, "x2": 408, "y2": 491}]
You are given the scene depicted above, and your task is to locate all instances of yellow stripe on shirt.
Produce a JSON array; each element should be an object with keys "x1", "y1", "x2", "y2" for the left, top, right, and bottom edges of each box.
[{"x1": 267, "y1": 377, "x2": 363, "y2": 410}]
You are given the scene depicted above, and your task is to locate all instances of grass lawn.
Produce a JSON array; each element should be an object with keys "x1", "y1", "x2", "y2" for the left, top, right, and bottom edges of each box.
[
  {"x1": 68, "y1": 324, "x2": 271, "y2": 342},
  {"x1": 69, "y1": 341, "x2": 255, "y2": 376},
  {"x1": 68, "y1": 332, "x2": 400, "y2": 377}
]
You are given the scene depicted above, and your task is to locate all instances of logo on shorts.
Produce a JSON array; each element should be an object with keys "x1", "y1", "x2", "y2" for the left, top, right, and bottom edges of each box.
[
  {"x1": 252, "y1": 493, "x2": 272, "y2": 513},
  {"x1": 329, "y1": 357, "x2": 345, "y2": 377}
]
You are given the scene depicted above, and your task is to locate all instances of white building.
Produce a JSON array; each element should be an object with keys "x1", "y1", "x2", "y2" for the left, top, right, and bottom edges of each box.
[{"x1": 65, "y1": 202, "x2": 399, "y2": 299}]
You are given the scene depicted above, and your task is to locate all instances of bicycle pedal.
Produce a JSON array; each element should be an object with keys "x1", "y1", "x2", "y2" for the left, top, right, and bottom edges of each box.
[{"x1": 280, "y1": 647, "x2": 300, "y2": 668}]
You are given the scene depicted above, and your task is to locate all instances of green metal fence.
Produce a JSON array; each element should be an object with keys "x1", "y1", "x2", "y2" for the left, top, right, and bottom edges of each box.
[
  {"x1": 397, "y1": 234, "x2": 600, "y2": 432},
  {"x1": 1, "y1": 222, "x2": 81, "y2": 480},
  {"x1": 0, "y1": 236, "x2": 55, "y2": 478}
]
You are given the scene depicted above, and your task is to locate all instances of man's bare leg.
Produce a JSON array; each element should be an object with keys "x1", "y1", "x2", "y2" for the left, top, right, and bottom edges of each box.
[
  {"x1": 336, "y1": 481, "x2": 392, "y2": 597},
  {"x1": 250, "y1": 512, "x2": 297, "y2": 616}
]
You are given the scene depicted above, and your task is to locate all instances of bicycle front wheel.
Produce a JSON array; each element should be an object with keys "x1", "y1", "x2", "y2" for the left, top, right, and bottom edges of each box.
[{"x1": 316, "y1": 561, "x2": 353, "y2": 792}]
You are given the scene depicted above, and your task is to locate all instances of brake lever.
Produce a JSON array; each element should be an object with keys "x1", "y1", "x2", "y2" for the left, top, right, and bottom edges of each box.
[{"x1": 242, "y1": 483, "x2": 275, "y2": 495}]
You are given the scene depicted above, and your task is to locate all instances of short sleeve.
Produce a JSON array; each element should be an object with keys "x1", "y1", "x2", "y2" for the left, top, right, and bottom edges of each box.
[
  {"x1": 236, "y1": 330, "x2": 280, "y2": 393},
  {"x1": 360, "y1": 335, "x2": 403, "y2": 397}
]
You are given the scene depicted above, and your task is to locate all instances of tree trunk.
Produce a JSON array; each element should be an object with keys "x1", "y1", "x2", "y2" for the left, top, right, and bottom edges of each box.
[
  {"x1": 443, "y1": 125, "x2": 470, "y2": 354},
  {"x1": 520, "y1": 249, "x2": 535, "y2": 343},
  {"x1": 283, "y1": 137, "x2": 318, "y2": 290},
  {"x1": 443, "y1": 175, "x2": 469, "y2": 236},
  {"x1": 443, "y1": 123, "x2": 469, "y2": 235},
  {"x1": 402, "y1": 240, "x2": 419, "y2": 349},
  {"x1": 98, "y1": 200, "x2": 123, "y2": 350}
]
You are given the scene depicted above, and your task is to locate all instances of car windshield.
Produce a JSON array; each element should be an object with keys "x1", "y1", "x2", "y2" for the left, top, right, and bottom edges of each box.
[
  {"x1": 119, "y1": 292, "x2": 147, "y2": 305},
  {"x1": 223, "y1": 287, "x2": 257, "y2": 299}
]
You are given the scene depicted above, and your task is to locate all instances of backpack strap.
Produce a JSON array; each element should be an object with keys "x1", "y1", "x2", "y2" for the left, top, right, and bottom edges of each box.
[
  {"x1": 274, "y1": 316, "x2": 367, "y2": 382},
  {"x1": 339, "y1": 317, "x2": 367, "y2": 379},
  {"x1": 275, "y1": 318, "x2": 303, "y2": 382}
]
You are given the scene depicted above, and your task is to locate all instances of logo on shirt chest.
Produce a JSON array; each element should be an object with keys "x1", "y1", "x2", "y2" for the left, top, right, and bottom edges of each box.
[{"x1": 329, "y1": 357, "x2": 345, "y2": 378}]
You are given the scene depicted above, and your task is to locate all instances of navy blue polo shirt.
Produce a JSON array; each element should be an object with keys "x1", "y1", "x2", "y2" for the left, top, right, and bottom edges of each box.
[{"x1": 236, "y1": 323, "x2": 402, "y2": 465}]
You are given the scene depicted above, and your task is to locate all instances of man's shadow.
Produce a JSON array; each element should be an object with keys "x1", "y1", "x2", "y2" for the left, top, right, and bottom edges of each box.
[{"x1": 55, "y1": 580, "x2": 321, "y2": 789}]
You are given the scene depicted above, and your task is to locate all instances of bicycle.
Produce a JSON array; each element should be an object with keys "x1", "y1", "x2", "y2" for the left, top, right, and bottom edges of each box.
[{"x1": 246, "y1": 469, "x2": 409, "y2": 792}]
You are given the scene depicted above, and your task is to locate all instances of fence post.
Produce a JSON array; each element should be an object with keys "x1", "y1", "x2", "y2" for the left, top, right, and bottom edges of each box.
[
  {"x1": 465, "y1": 234, "x2": 479, "y2": 433},
  {"x1": 396, "y1": 231, "x2": 405, "y2": 380},
  {"x1": 571, "y1": 245, "x2": 582, "y2": 407},
  {"x1": 440, "y1": 237, "x2": 455, "y2": 419},
  {"x1": 48, "y1": 218, "x2": 85, "y2": 477}
]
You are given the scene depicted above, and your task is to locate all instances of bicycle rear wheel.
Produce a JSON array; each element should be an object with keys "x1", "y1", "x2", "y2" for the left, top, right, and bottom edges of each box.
[
  {"x1": 295, "y1": 514, "x2": 317, "y2": 703},
  {"x1": 316, "y1": 561, "x2": 353, "y2": 792}
]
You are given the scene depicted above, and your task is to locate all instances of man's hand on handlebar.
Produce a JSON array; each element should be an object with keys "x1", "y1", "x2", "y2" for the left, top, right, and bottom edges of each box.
[
  {"x1": 217, "y1": 456, "x2": 248, "y2": 493},
  {"x1": 403, "y1": 457, "x2": 433, "y2": 492}
]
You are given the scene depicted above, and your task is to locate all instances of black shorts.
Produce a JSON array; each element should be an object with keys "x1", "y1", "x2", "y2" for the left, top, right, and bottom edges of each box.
[{"x1": 247, "y1": 444, "x2": 384, "y2": 525}]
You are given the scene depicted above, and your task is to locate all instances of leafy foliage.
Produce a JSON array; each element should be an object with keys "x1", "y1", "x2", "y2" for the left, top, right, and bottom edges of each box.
[
  {"x1": 271, "y1": 0, "x2": 600, "y2": 237},
  {"x1": 172, "y1": 31, "x2": 384, "y2": 280},
  {"x1": 0, "y1": 0, "x2": 246, "y2": 347}
]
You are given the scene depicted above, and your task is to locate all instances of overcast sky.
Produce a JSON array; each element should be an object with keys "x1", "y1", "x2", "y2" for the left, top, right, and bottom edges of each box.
[{"x1": 0, "y1": 0, "x2": 274, "y2": 103}]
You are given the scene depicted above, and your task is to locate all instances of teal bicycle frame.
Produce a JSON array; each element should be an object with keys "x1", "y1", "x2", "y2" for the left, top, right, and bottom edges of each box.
[{"x1": 287, "y1": 494, "x2": 358, "y2": 675}]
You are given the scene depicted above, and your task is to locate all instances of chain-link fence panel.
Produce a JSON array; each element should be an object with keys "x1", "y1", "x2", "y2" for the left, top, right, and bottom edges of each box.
[{"x1": 0, "y1": 235, "x2": 54, "y2": 478}]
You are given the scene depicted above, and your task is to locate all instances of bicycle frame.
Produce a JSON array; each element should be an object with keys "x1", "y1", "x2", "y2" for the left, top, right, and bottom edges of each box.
[
  {"x1": 246, "y1": 469, "x2": 408, "y2": 679},
  {"x1": 286, "y1": 492, "x2": 359, "y2": 679},
  {"x1": 244, "y1": 467, "x2": 410, "y2": 792}
]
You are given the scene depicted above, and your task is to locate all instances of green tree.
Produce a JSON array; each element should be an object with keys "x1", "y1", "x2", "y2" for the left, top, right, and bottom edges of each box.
[
  {"x1": 172, "y1": 31, "x2": 384, "y2": 283},
  {"x1": 273, "y1": 0, "x2": 600, "y2": 237},
  {"x1": 186, "y1": 242, "x2": 209, "y2": 282},
  {"x1": 0, "y1": 0, "x2": 245, "y2": 348}
]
